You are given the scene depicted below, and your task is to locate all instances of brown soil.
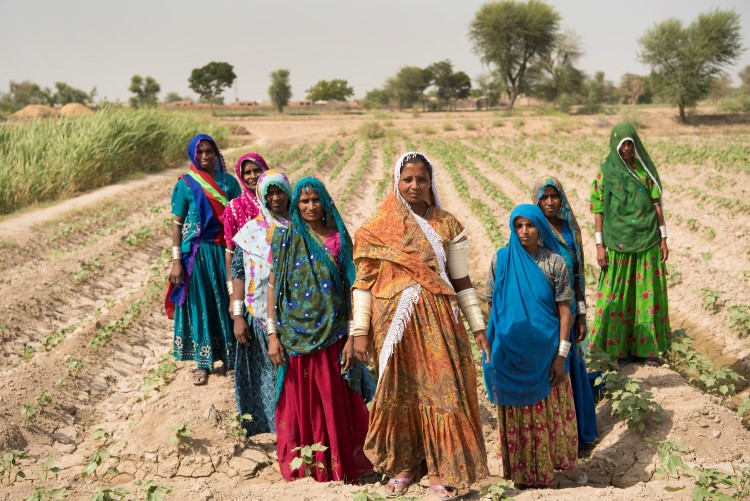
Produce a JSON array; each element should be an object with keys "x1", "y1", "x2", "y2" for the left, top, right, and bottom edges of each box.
[{"x1": 2, "y1": 109, "x2": 749, "y2": 500}]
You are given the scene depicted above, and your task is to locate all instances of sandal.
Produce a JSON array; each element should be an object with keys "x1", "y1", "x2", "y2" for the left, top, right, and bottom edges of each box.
[
  {"x1": 384, "y1": 476, "x2": 413, "y2": 498},
  {"x1": 192, "y1": 369, "x2": 209, "y2": 386},
  {"x1": 431, "y1": 484, "x2": 462, "y2": 500}
]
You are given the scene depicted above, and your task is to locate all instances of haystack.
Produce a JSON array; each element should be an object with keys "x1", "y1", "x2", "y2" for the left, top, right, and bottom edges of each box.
[
  {"x1": 59, "y1": 103, "x2": 94, "y2": 116},
  {"x1": 12, "y1": 105, "x2": 59, "y2": 119}
]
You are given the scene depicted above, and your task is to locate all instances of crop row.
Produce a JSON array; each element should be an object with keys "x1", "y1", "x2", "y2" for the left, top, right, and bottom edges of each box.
[
  {"x1": 326, "y1": 140, "x2": 356, "y2": 181},
  {"x1": 297, "y1": 140, "x2": 342, "y2": 181},
  {"x1": 339, "y1": 141, "x2": 372, "y2": 207}
]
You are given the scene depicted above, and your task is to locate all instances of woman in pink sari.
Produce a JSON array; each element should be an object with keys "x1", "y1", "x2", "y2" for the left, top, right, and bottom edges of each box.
[{"x1": 223, "y1": 153, "x2": 269, "y2": 296}]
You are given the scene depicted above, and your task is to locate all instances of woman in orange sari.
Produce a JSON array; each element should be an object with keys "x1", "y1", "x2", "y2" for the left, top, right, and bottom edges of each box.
[{"x1": 351, "y1": 152, "x2": 489, "y2": 499}]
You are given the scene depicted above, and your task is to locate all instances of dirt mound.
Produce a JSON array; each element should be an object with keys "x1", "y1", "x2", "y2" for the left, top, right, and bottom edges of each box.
[
  {"x1": 59, "y1": 103, "x2": 94, "y2": 116},
  {"x1": 12, "y1": 104, "x2": 59, "y2": 118}
]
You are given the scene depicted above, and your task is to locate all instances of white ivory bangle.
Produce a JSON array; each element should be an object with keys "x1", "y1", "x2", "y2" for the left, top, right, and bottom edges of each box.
[
  {"x1": 172, "y1": 246, "x2": 182, "y2": 260},
  {"x1": 659, "y1": 225, "x2": 668, "y2": 238},
  {"x1": 594, "y1": 232, "x2": 604, "y2": 246},
  {"x1": 577, "y1": 301, "x2": 586, "y2": 314},
  {"x1": 266, "y1": 318, "x2": 278, "y2": 335},
  {"x1": 457, "y1": 288, "x2": 486, "y2": 333},
  {"x1": 232, "y1": 300, "x2": 244, "y2": 317},
  {"x1": 226, "y1": 281, "x2": 233, "y2": 295},
  {"x1": 558, "y1": 339, "x2": 572, "y2": 358},
  {"x1": 173, "y1": 219, "x2": 183, "y2": 226},
  {"x1": 351, "y1": 289, "x2": 373, "y2": 336}
]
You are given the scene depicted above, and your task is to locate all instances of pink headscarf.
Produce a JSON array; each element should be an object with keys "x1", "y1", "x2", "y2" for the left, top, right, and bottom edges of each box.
[{"x1": 223, "y1": 152, "x2": 269, "y2": 247}]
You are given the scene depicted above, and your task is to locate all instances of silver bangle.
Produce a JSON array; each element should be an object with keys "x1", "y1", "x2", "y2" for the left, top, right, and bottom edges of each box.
[
  {"x1": 226, "y1": 281, "x2": 233, "y2": 295},
  {"x1": 266, "y1": 318, "x2": 278, "y2": 335},
  {"x1": 577, "y1": 301, "x2": 586, "y2": 314},
  {"x1": 558, "y1": 339, "x2": 572, "y2": 358},
  {"x1": 231, "y1": 300, "x2": 244, "y2": 317},
  {"x1": 659, "y1": 225, "x2": 667, "y2": 238},
  {"x1": 172, "y1": 246, "x2": 182, "y2": 260},
  {"x1": 173, "y1": 219, "x2": 183, "y2": 226},
  {"x1": 594, "y1": 232, "x2": 604, "y2": 246},
  {"x1": 225, "y1": 247, "x2": 234, "y2": 254}
]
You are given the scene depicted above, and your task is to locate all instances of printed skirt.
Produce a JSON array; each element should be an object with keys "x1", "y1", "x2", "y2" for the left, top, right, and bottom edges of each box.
[
  {"x1": 173, "y1": 241, "x2": 235, "y2": 371},
  {"x1": 234, "y1": 316, "x2": 277, "y2": 436},
  {"x1": 497, "y1": 376, "x2": 578, "y2": 486},
  {"x1": 589, "y1": 243, "x2": 671, "y2": 359}
]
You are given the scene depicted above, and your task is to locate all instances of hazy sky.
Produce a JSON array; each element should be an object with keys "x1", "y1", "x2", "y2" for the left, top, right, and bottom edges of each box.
[{"x1": 3, "y1": 0, "x2": 750, "y2": 103}]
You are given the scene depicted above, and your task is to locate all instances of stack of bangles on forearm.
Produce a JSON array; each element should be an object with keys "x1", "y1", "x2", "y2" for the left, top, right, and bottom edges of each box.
[
  {"x1": 457, "y1": 288, "x2": 485, "y2": 333},
  {"x1": 232, "y1": 299, "x2": 243, "y2": 317},
  {"x1": 350, "y1": 289, "x2": 372, "y2": 337},
  {"x1": 226, "y1": 281, "x2": 233, "y2": 295},
  {"x1": 558, "y1": 339, "x2": 572, "y2": 358},
  {"x1": 266, "y1": 318, "x2": 278, "y2": 335},
  {"x1": 594, "y1": 232, "x2": 603, "y2": 246},
  {"x1": 172, "y1": 245, "x2": 182, "y2": 260},
  {"x1": 659, "y1": 225, "x2": 667, "y2": 238}
]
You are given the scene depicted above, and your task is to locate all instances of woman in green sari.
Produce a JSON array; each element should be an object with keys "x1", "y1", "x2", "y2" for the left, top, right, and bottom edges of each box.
[{"x1": 588, "y1": 122, "x2": 670, "y2": 360}]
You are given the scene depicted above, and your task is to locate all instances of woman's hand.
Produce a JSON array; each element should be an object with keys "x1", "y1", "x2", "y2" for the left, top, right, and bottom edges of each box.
[
  {"x1": 660, "y1": 238, "x2": 669, "y2": 263},
  {"x1": 169, "y1": 260, "x2": 184, "y2": 286},
  {"x1": 575, "y1": 315, "x2": 587, "y2": 342},
  {"x1": 549, "y1": 356, "x2": 565, "y2": 386},
  {"x1": 268, "y1": 334, "x2": 285, "y2": 366},
  {"x1": 341, "y1": 336, "x2": 356, "y2": 372},
  {"x1": 233, "y1": 317, "x2": 251, "y2": 346},
  {"x1": 596, "y1": 245, "x2": 607, "y2": 268},
  {"x1": 353, "y1": 336, "x2": 369, "y2": 364},
  {"x1": 473, "y1": 330, "x2": 491, "y2": 363}
]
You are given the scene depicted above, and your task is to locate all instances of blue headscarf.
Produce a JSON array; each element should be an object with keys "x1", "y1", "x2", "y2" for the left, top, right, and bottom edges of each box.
[
  {"x1": 187, "y1": 133, "x2": 227, "y2": 173},
  {"x1": 483, "y1": 204, "x2": 568, "y2": 407}
]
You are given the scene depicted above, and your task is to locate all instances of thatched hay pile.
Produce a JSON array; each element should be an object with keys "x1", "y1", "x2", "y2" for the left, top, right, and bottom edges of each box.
[
  {"x1": 59, "y1": 103, "x2": 94, "y2": 116},
  {"x1": 12, "y1": 105, "x2": 59, "y2": 119}
]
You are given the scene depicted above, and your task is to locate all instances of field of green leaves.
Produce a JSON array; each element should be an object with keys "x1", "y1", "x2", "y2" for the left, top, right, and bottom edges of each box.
[{"x1": 2, "y1": 109, "x2": 750, "y2": 500}]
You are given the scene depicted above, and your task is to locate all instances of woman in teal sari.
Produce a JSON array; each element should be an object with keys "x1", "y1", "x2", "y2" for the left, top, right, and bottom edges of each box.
[
  {"x1": 168, "y1": 134, "x2": 241, "y2": 385},
  {"x1": 267, "y1": 176, "x2": 373, "y2": 483}
]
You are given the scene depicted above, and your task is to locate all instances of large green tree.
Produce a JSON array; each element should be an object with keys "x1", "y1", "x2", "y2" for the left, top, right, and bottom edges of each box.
[
  {"x1": 428, "y1": 60, "x2": 472, "y2": 110},
  {"x1": 619, "y1": 74, "x2": 651, "y2": 105},
  {"x1": 362, "y1": 88, "x2": 391, "y2": 110},
  {"x1": 469, "y1": 0, "x2": 560, "y2": 112},
  {"x1": 188, "y1": 61, "x2": 236, "y2": 114},
  {"x1": 269, "y1": 69, "x2": 292, "y2": 113},
  {"x1": 1, "y1": 80, "x2": 53, "y2": 111},
  {"x1": 305, "y1": 79, "x2": 354, "y2": 102},
  {"x1": 527, "y1": 29, "x2": 585, "y2": 108},
  {"x1": 128, "y1": 75, "x2": 160, "y2": 109},
  {"x1": 639, "y1": 9, "x2": 743, "y2": 122},
  {"x1": 53, "y1": 82, "x2": 94, "y2": 105},
  {"x1": 474, "y1": 72, "x2": 506, "y2": 110},
  {"x1": 389, "y1": 66, "x2": 433, "y2": 110}
]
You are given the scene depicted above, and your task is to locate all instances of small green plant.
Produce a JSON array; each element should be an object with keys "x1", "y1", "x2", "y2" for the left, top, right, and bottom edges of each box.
[
  {"x1": 654, "y1": 440, "x2": 750, "y2": 500},
  {"x1": 133, "y1": 479, "x2": 172, "y2": 501},
  {"x1": 140, "y1": 354, "x2": 178, "y2": 393},
  {"x1": 81, "y1": 429, "x2": 118, "y2": 479},
  {"x1": 666, "y1": 263, "x2": 682, "y2": 287},
  {"x1": 25, "y1": 458, "x2": 69, "y2": 501},
  {"x1": 700, "y1": 252, "x2": 712, "y2": 263},
  {"x1": 597, "y1": 371, "x2": 664, "y2": 432},
  {"x1": 89, "y1": 487, "x2": 129, "y2": 501},
  {"x1": 228, "y1": 412, "x2": 254, "y2": 441},
  {"x1": 700, "y1": 288, "x2": 724, "y2": 313},
  {"x1": 702, "y1": 226, "x2": 716, "y2": 240},
  {"x1": 728, "y1": 306, "x2": 750, "y2": 338},
  {"x1": 442, "y1": 122, "x2": 456, "y2": 132},
  {"x1": 21, "y1": 404, "x2": 38, "y2": 427},
  {"x1": 36, "y1": 390, "x2": 52, "y2": 411},
  {"x1": 737, "y1": 397, "x2": 750, "y2": 418},
  {"x1": 289, "y1": 443, "x2": 328, "y2": 477},
  {"x1": 668, "y1": 329, "x2": 744, "y2": 396},
  {"x1": 0, "y1": 449, "x2": 28, "y2": 484},
  {"x1": 358, "y1": 122, "x2": 385, "y2": 140},
  {"x1": 686, "y1": 218, "x2": 698, "y2": 231},
  {"x1": 463, "y1": 120, "x2": 477, "y2": 131},
  {"x1": 482, "y1": 480, "x2": 516, "y2": 500},
  {"x1": 22, "y1": 345, "x2": 35, "y2": 362},
  {"x1": 66, "y1": 358, "x2": 83, "y2": 378},
  {"x1": 169, "y1": 422, "x2": 192, "y2": 450},
  {"x1": 123, "y1": 226, "x2": 154, "y2": 247}
]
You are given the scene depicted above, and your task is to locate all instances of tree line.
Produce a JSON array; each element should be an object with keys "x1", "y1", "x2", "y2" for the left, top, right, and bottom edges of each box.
[{"x1": 1, "y1": 2, "x2": 746, "y2": 122}]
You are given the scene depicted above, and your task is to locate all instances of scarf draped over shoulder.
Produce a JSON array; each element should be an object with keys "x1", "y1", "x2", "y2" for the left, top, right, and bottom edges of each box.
[
  {"x1": 600, "y1": 122, "x2": 662, "y2": 253},
  {"x1": 483, "y1": 204, "x2": 568, "y2": 407}
]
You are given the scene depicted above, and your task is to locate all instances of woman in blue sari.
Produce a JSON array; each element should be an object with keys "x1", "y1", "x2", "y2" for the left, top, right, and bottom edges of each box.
[
  {"x1": 484, "y1": 205, "x2": 578, "y2": 487},
  {"x1": 168, "y1": 134, "x2": 241, "y2": 385},
  {"x1": 266, "y1": 177, "x2": 373, "y2": 483},
  {"x1": 532, "y1": 176, "x2": 598, "y2": 449}
]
